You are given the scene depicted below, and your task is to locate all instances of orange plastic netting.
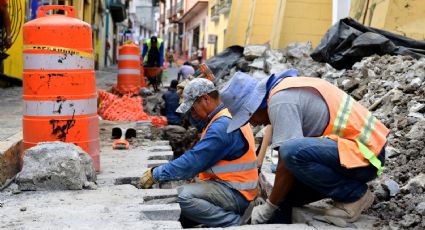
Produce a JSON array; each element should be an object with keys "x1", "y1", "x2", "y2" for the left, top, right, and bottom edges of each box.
[{"x1": 98, "y1": 90, "x2": 167, "y2": 127}]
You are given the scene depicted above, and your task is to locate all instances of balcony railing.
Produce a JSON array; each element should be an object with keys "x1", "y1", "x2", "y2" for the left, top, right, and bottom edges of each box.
[
  {"x1": 218, "y1": 0, "x2": 231, "y2": 14},
  {"x1": 211, "y1": 5, "x2": 219, "y2": 22}
]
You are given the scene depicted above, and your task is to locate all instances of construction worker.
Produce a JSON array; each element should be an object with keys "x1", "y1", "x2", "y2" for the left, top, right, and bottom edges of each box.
[
  {"x1": 137, "y1": 78, "x2": 258, "y2": 227},
  {"x1": 142, "y1": 36, "x2": 164, "y2": 68},
  {"x1": 177, "y1": 61, "x2": 195, "y2": 82},
  {"x1": 0, "y1": 0, "x2": 12, "y2": 49},
  {"x1": 220, "y1": 70, "x2": 388, "y2": 224},
  {"x1": 161, "y1": 80, "x2": 181, "y2": 125}
]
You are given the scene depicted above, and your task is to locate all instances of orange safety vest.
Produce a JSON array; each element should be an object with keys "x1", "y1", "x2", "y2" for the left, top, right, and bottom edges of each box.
[
  {"x1": 269, "y1": 77, "x2": 389, "y2": 175},
  {"x1": 198, "y1": 108, "x2": 258, "y2": 201}
]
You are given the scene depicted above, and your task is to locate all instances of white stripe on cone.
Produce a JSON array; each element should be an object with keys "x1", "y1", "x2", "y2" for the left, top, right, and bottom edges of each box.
[
  {"x1": 24, "y1": 54, "x2": 94, "y2": 70},
  {"x1": 118, "y1": 69, "x2": 140, "y2": 75},
  {"x1": 118, "y1": 55, "x2": 140, "y2": 61},
  {"x1": 24, "y1": 98, "x2": 97, "y2": 116}
]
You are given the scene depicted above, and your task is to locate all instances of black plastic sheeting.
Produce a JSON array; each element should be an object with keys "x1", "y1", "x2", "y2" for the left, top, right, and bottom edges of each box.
[
  {"x1": 204, "y1": 45, "x2": 244, "y2": 82},
  {"x1": 311, "y1": 18, "x2": 425, "y2": 70}
]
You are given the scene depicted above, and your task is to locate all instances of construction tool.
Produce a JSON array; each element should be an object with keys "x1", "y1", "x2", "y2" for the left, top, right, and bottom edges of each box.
[
  {"x1": 112, "y1": 139, "x2": 129, "y2": 150},
  {"x1": 194, "y1": 63, "x2": 215, "y2": 81}
]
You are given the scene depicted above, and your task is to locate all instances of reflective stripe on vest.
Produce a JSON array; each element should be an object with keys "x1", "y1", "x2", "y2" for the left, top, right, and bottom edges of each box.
[
  {"x1": 198, "y1": 108, "x2": 258, "y2": 201},
  {"x1": 268, "y1": 77, "x2": 388, "y2": 175},
  {"x1": 24, "y1": 98, "x2": 97, "y2": 116},
  {"x1": 220, "y1": 180, "x2": 258, "y2": 191},
  {"x1": 24, "y1": 54, "x2": 94, "y2": 70},
  {"x1": 205, "y1": 161, "x2": 257, "y2": 174}
]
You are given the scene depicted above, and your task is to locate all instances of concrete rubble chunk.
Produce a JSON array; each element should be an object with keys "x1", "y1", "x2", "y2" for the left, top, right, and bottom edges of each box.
[
  {"x1": 415, "y1": 202, "x2": 425, "y2": 215},
  {"x1": 402, "y1": 173, "x2": 425, "y2": 192},
  {"x1": 406, "y1": 120, "x2": 425, "y2": 140},
  {"x1": 16, "y1": 142, "x2": 96, "y2": 191},
  {"x1": 243, "y1": 45, "x2": 268, "y2": 61},
  {"x1": 382, "y1": 179, "x2": 400, "y2": 197},
  {"x1": 248, "y1": 57, "x2": 265, "y2": 70}
]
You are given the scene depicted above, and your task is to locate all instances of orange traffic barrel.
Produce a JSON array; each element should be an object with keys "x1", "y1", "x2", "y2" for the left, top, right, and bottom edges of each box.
[
  {"x1": 23, "y1": 5, "x2": 100, "y2": 171},
  {"x1": 116, "y1": 42, "x2": 141, "y2": 94}
]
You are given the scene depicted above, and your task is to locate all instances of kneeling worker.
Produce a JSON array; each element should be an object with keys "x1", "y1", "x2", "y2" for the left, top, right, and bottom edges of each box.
[
  {"x1": 138, "y1": 78, "x2": 258, "y2": 227},
  {"x1": 220, "y1": 71, "x2": 388, "y2": 224}
]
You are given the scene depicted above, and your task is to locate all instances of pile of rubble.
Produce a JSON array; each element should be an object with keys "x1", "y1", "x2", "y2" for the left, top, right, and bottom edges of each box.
[{"x1": 215, "y1": 43, "x2": 424, "y2": 229}]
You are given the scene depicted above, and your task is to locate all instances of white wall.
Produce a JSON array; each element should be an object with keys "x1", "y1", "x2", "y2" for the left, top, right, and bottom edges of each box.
[{"x1": 332, "y1": 0, "x2": 351, "y2": 25}]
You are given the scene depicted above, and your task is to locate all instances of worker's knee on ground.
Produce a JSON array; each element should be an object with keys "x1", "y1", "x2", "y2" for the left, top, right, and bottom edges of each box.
[{"x1": 278, "y1": 138, "x2": 306, "y2": 168}]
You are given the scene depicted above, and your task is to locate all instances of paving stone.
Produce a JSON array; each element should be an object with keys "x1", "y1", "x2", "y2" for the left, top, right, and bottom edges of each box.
[
  {"x1": 150, "y1": 140, "x2": 170, "y2": 146},
  {"x1": 148, "y1": 145, "x2": 172, "y2": 152},
  {"x1": 147, "y1": 160, "x2": 170, "y2": 168},
  {"x1": 139, "y1": 203, "x2": 181, "y2": 221},
  {"x1": 147, "y1": 151, "x2": 174, "y2": 160},
  {"x1": 140, "y1": 188, "x2": 178, "y2": 203}
]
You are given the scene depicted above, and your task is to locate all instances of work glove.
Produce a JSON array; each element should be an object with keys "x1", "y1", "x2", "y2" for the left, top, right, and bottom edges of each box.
[
  {"x1": 139, "y1": 167, "x2": 157, "y2": 189},
  {"x1": 251, "y1": 199, "x2": 278, "y2": 224}
]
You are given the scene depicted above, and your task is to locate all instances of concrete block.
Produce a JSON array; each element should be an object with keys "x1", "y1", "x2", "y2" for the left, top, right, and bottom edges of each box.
[
  {"x1": 148, "y1": 145, "x2": 172, "y2": 152},
  {"x1": 147, "y1": 160, "x2": 169, "y2": 168},
  {"x1": 140, "y1": 188, "x2": 178, "y2": 204},
  {"x1": 139, "y1": 203, "x2": 181, "y2": 221},
  {"x1": 0, "y1": 132, "x2": 22, "y2": 185},
  {"x1": 150, "y1": 140, "x2": 170, "y2": 146},
  {"x1": 147, "y1": 151, "x2": 174, "y2": 161}
]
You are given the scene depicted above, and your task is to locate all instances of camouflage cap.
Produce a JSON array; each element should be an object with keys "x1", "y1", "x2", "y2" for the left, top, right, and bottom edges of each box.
[{"x1": 176, "y1": 78, "x2": 216, "y2": 113}]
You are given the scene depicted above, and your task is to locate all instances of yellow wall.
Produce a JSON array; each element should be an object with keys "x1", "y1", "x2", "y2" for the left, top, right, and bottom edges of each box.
[
  {"x1": 207, "y1": 0, "x2": 230, "y2": 58},
  {"x1": 225, "y1": 0, "x2": 332, "y2": 49},
  {"x1": 350, "y1": 0, "x2": 425, "y2": 40},
  {"x1": 276, "y1": 0, "x2": 332, "y2": 48},
  {"x1": 3, "y1": 0, "x2": 25, "y2": 80}
]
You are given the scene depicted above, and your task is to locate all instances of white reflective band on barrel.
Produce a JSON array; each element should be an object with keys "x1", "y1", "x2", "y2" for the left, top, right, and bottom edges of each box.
[
  {"x1": 221, "y1": 180, "x2": 258, "y2": 191},
  {"x1": 118, "y1": 69, "x2": 140, "y2": 75},
  {"x1": 205, "y1": 161, "x2": 257, "y2": 174},
  {"x1": 24, "y1": 98, "x2": 97, "y2": 116},
  {"x1": 118, "y1": 55, "x2": 140, "y2": 61},
  {"x1": 24, "y1": 54, "x2": 94, "y2": 70}
]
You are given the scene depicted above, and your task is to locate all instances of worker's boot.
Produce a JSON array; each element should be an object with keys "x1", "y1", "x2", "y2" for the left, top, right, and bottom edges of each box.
[{"x1": 325, "y1": 189, "x2": 374, "y2": 222}]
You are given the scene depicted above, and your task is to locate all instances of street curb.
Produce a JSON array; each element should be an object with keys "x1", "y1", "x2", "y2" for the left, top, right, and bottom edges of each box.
[{"x1": 0, "y1": 131, "x2": 22, "y2": 185}]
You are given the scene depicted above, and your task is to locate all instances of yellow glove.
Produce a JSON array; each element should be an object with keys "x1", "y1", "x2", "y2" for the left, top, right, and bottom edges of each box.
[{"x1": 139, "y1": 168, "x2": 157, "y2": 189}]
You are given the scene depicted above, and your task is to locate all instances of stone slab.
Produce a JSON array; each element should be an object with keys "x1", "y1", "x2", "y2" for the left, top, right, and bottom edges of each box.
[
  {"x1": 0, "y1": 132, "x2": 22, "y2": 184},
  {"x1": 139, "y1": 203, "x2": 181, "y2": 221},
  {"x1": 147, "y1": 151, "x2": 174, "y2": 161},
  {"x1": 148, "y1": 145, "x2": 172, "y2": 152},
  {"x1": 147, "y1": 160, "x2": 170, "y2": 168}
]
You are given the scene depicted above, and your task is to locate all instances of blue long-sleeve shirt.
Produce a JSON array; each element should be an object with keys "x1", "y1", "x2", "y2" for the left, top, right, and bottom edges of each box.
[
  {"x1": 142, "y1": 42, "x2": 164, "y2": 66},
  {"x1": 153, "y1": 106, "x2": 248, "y2": 181}
]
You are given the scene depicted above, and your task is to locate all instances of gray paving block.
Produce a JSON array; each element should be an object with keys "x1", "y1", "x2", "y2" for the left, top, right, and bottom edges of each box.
[
  {"x1": 147, "y1": 160, "x2": 170, "y2": 168},
  {"x1": 147, "y1": 151, "x2": 174, "y2": 160},
  {"x1": 148, "y1": 145, "x2": 172, "y2": 152},
  {"x1": 139, "y1": 203, "x2": 181, "y2": 221},
  {"x1": 140, "y1": 188, "x2": 178, "y2": 204},
  {"x1": 150, "y1": 140, "x2": 170, "y2": 146}
]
